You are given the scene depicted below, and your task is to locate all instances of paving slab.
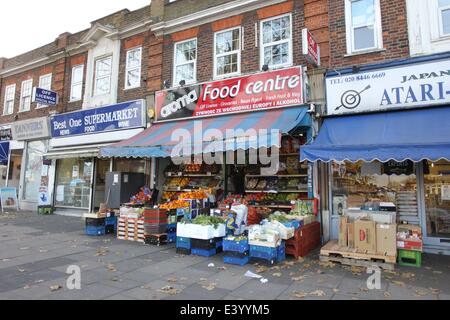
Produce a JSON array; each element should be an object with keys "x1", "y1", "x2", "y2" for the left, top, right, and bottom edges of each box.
[{"x1": 229, "y1": 280, "x2": 288, "y2": 300}]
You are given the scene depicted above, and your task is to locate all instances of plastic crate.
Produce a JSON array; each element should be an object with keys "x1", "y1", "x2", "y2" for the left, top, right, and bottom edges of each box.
[
  {"x1": 398, "y1": 249, "x2": 422, "y2": 267},
  {"x1": 192, "y1": 248, "x2": 217, "y2": 257},
  {"x1": 176, "y1": 247, "x2": 191, "y2": 255},
  {"x1": 38, "y1": 206, "x2": 54, "y2": 215},
  {"x1": 86, "y1": 226, "x2": 106, "y2": 236},
  {"x1": 192, "y1": 238, "x2": 222, "y2": 250},
  {"x1": 105, "y1": 224, "x2": 116, "y2": 235},
  {"x1": 144, "y1": 234, "x2": 167, "y2": 246},
  {"x1": 283, "y1": 220, "x2": 302, "y2": 230},
  {"x1": 250, "y1": 257, "x2": 276, "y2": 266},
  {"x1": 105, "y1": 216, "x2": 117, "y2": 226},
  {"x1": 168, "y1": 232, "x2": 177, "y2": 243},
  {"x1": 177, "y1": 208, "x2": 190, "y2": 216},
  {"x1": 250, "y1": 245, "x2": 278, "y2": 261},
  {"x1": 224, "y1": 255, "x2": 250, "y2": 266},
  {"x1": 176, "y1": 237, "x2": 192, "y2": 249},
  {"x1": 223, "y1": 238, "x2": 249, "y2": 254},
  {"x1": 277, "y1": 242, "x2": 286, "y2": 262},
  {"x1": 86, "y1": 218, "x2": 106, "y2": 227}
]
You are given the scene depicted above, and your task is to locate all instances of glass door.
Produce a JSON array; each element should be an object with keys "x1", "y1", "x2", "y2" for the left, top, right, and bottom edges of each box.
[{"x1": 422, "y1": 160, "x2": 450, "y2": 247}]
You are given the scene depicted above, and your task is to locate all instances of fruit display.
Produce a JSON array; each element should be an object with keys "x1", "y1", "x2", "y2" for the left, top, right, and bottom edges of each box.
[
  {"x1": 185, "y1": 164, "x2": 202, "y2": 173},
  {"x1": 287, "y1": 179, "x2": 300, "y2": 189},
  {"x1": 166, "y1": 178, "x2": 190, "y2": 189},
  {"x1": 162, "y1": 192, "x2": 179, "y2": 200},
  {"x1": 256, "y1": 180, "x2": 267, "y2": 190},
  {"x1": 265, "y1": 177, "x2": 278, "y2": 190},
  {"x1": 159, "y1": 200, "x2": 190, "y2": 210},
  {"x1": 286, "y1": 193, "x2": 300, "y2": 201},
  {"x1": 244, "y1": 193, "x2": 266, "y2": 203},
  {"x1": 130, "y1": 186, "x2": 152, "y2": 205},
  {"x1": 179, "y1": 190, "x2": 208, "y2": 200},
  {"x1": 286, "y1": 157, "x2": 299, "y2": 174},
  {"x1": 246, "y1": 178, "x2": 259, "y2": 189}
]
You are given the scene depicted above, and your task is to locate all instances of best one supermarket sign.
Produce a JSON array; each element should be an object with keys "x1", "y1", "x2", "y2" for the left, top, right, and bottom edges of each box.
[{"x1": 155, "y1": 67, "x2": 303, "y2": 122}]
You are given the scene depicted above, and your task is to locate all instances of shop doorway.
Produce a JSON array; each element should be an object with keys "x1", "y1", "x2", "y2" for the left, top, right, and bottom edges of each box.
[
  {"x1": 0, "y1": 150, "x2": 22, "y2": 188},
  {"x1": 93, "y1": 159, "x2": 111, "y2": 211},
  {"x1": 422, "y1": 160, "x2": 450, "y2": 249}
]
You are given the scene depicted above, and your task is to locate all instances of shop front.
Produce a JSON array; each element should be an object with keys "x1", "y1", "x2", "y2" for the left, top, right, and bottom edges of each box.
[
  {"x1": 46, "y1": 100, "x2": 147, "y2": 215},
  {"x1": 9, "y1": 117, "x2": 51, "y2": 211},
  {"x1": 301, "y1": 53, "x2": 450, "y2": 254}
]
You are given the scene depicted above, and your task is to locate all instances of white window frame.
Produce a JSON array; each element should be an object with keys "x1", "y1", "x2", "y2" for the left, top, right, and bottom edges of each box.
[
  {"x1": 94, "y1": 55, "x2": 113, "y2": 96},
  {"x1": 36, "y1": 73, "x2": 52, "y2": 109},
  {"x1": 70, "y1": 65, "x2": 84, "y2": 102},
  {"x1": 173, "y1": 38, "x2": 197, "y2": 86},
  {"x1": 438, "y1": 0, "x2": 450, "y2": 37},
  {"x1": 345, "y1": 0, "x2": 383, "y2": 54},
  {"x1": 19, "y1": 79, "x2": 33, "y2": 112},
  {"x1": 3, "y1": 84, "x2": 15, "y2": 116},
  {"x1": 125, "y1": 47, "x2": 142, "y2": 90},
  {"x1": 259, "y1": 13, "x2": 293, "y2": 70},
  {"x1": 214, "y1": 26, "x2": 241, "y2": 79}
]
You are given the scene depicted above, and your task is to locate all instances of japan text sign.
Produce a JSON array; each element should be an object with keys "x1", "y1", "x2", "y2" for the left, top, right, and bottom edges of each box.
[{"x1": 155, "y1": 67, "x2": 303, "y2": 122}]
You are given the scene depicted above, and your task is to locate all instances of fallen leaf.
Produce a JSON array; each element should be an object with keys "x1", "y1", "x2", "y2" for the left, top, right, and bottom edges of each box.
[
  {"x1": 283, "y1": 261, "x2": 295, "y2": 267},
  {"x1": 271, "y1": 266, "x2": 281, "y2": 270},
  {"x1": 292, "y1": 276, "x2": 305, "y2": 281},
  {"x1": 167, "y1": 277, "x2": 178, "y2": 283},
  {"x1": 432, "y1": 271, "x2": 442, "y2": 274},
  {"x1": 309, "y1": 290, "x2": 326, "y2": 297},
  {"x1": 384, "y1": 292, "x2": 391, "y2": 299},
  {"x1": 414, "y1": 289, "x2": 429, "y2": 297},
  {"x1": 23, "y1": 285, "x2": 32, "y2": 290},
  {"x1": 141, "y1": 284, "x2": 152, "y2": 289},
  {"x1": 430, "y1": 288, "x2": 441, "y2": 295},
  {"x1": 111, "y1": 277, "x2": 120, "y2": 282},
  {"x1": 39, "y1": 249, "x2": 48, "y2": 253},
  {"x1": 158, "y1": 285, "x2": 181, "y2": 295},
  {"x1": 319, "y1": 261, "x2": 336, "y2": 268},
  {"x1": 106, "y1": 264, "x2": 117, "y2": 272},
  {"x1": 256, "y1": 266, "x2": 268, "y2": 274},
  {"x1": 272, "y1": 272, "x2": 282, "y2": 277},
  {"x1": 17, "y1": 268, "x2": 26, "y2": 273},
  {"x1": 317, "y1": 269, "x2": 324, "y2": 274},
  {"x1": 401, "y1": 272, "x2": 415, "y2": 279},
  {"x1": 359, "y1": 287, "x2": 369, "y2": 293},
  {"x1": 180, "y1": 277, "x2": 188, "y2": 281},
  {"x1": 291, "y1": 291, "x2": 307, "y2": 299},
  {"x1": 49, "y1": 285, "x2": 62, "y2": 292},
  {"x1": 34, "y1": 280, "x2": 44, "y2": 284},
  {"x1": 202, "y1": 283, "x2": 217, "y2": 291},
  {"x1": 217, "y1": 266, "x2": 227, "y2": 271},
  {"x1": 391, "y1": 280, "x2": 405, "y2": 287},
  {"x1": 199, "y1": 278, "x2": 208, "y2": 282},
  {"x1": 333, "y1": 288, "x2": 340, "y2": 293}
]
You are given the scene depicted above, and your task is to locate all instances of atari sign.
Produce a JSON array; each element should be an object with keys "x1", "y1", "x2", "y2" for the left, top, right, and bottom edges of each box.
[{"x1": 155, "y1": 67, "x2": 304, "y2": 122}]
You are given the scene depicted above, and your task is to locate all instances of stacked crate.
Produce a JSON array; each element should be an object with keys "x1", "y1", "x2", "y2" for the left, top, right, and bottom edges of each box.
[
  {"x1": 117, "y1": 217, "x2": 145, "y2": 243},
  {"x1": 85, "y1": 218, "x2": 106, "y2": 236},
  {"x1": 144, "y1": 209, "x2": 168, "y2": 246},
  {"x1": 286, "y1": 221, "x2": 321, "y2": 259},
  {"x1": 105, "y1": 216, "x2": 118, "y2": 235},
  {"x1": 191, "y1": 238, "x2": 223, "y2": 257},
  {"x1": 223, "y1": 237, "x2": 250, "y2": 266},
  {"x1": 249, "y1": 242, "x2": 286, "y2": 266},
  {"x1": 176, "y1": 236, "x2": 192, "y2": 255}
]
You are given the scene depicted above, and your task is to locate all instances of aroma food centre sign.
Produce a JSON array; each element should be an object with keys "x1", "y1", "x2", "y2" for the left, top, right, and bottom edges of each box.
[
  {"x1": 155, "y1": 67, "x2": 303, "y2": 122},
  {"x1": 326, "y1": 58, "x2": 450, "y2": 115}
]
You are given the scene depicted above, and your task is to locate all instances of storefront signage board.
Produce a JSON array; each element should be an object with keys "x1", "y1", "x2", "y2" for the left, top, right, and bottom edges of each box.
[
  {"x1": 0, "y1": 188, "x2": 19, "y2": 212},
  {"x1": 155, "y1": 67, "x2": 303, "y2": 122},
  {"x1": 11, "y1": 117, "x2": 51, "y2": 141},
  {"x1": 326, "y1": 58, "x2": 450, "y2": 115},
  {"x1": 383, "y1": 160, "x2": 414, "y2": 175},
  {"x1": 32, "y1": 87, "x2": 58, "y2": 106},
  {"x1": 302, "y1": 28, "x2": 320, "y2": 67},
  {"x1": 50, "y1": 100, "x2": 145, "y2": 138},
  {"x1": 0, "y1": 128, "x2": 12, "y2": 141}
]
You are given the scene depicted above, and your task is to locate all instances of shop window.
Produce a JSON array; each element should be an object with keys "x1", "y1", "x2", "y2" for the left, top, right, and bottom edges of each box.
[
  {"x1": 37, "y1": 73, "x2": 52, "y2": 108},
  {"x1": 173, "y1": 38, "x2": 197, "y2": 85},
  {"x1": 94, "y1": 56, "x2": 112, "y2": 96},
  {"x1": 345, "y1": 0, "x2": 383, "y2": 53},
  {"x1": 19, "y1": 79, "x2": 33, "y2": 112},
  {"x1": 331, "y1": 161, "x2": 417, "y2": 215},
  {"x1": 114, "y1": 158, "x2": 146, "y2": 174},
  {"x1": 260, "y1": 13, "x2": 292, "y2": 69},
  {"x1": 70, "y1": 65, "x2": 84, "y2": 102},
  {"x1": 3, "y1": 84, "x2": 15, "y2": 115},
  {"x1": 125, "y1": 47, "x2": 142, "y2": 90},
  {"x1": 214, "y1": 27, "x2": 241, "y2": 78},
  {"x1": 23, "y1": 141, "x2": 47, "y2": 201},
  {"x1": 55, "y1": 158, "x2": 93, "y2": 209},
  {"x1": 423, "y1": 160, "x2": 450, "y2": 238},
  {"x1": 439, "y1": 0, "x2": 450, "y2": 36}
]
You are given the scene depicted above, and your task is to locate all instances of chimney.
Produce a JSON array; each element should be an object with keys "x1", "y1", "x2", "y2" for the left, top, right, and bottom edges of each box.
[
  {"x1": 0, "y1": 57, "x2": 6, "y2": 71},
  {"x1": 150, "y1": 0, "x2": 165, "y2": 22},
  {"x1": 56, "y1": 32, "x2": 71, "y2": 49}
]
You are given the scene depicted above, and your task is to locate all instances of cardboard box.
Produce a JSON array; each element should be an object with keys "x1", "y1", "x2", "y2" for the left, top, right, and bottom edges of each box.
[
  {"x1": 354, "y1": 219, "x2": 377, "y2": 253},
  {"x1": 376, "y1": 224, "x2": 397, "y2": 256},
  {"x1": 338, "y1": 216, "x2": 348, "y2": 247},
  {"x1": 347, "y1": 222, "x2": 355, "y2": 248},
  {"x1": 369, "y1": 212, "x2": 396, "y2": 224}
]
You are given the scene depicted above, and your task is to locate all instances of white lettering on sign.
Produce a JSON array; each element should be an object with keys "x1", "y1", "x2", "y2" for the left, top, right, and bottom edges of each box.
[
  {"x1": 161, "y1": 90, "x2": 198, "y2": 118},
  {"x1": 326, "y1": 58, "x2": 450, "y2": 115}
]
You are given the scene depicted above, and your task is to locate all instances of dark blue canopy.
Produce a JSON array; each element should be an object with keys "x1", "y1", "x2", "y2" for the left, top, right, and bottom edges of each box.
[{"x1": 301, "y1": 106, "x2": 450, "y2": 162}]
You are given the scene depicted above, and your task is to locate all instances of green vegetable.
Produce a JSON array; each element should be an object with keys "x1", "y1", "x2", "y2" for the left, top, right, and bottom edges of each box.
[
  {"x1": 191, "y1": 215, "x2": 225, "y2": 229},
  {"x1": 269, "y1": 212, "x2": 290, "y2": 223}
]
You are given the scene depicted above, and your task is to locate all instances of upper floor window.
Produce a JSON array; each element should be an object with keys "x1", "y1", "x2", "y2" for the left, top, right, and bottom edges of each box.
[
  {"x1": 346, "y1": 0, "x2": 383, "y2": 53},
  {"x1": 125, "y1": 47, "x2": 142, "y2": 90},
  {"x1": 37, "y1": 73, "x2": 52, "y2": 108},
  {"x1": 439, "y1": 0, "x2": 450, "y2": 36},
  {"x1": 94, "y1": 56, "x2": 112, "y2": 96},
  {"x1": 214, "y1": 27, "x2": 241, "y2": 78},
  {"x1": 19, "y1": 79, "x2": 33, "y2": 112},
  {"x1": 173, "y1": 38, "x2": 197, "y2": 86},
  {"x1": 3, "y1": 84, "x2": 15, "y2": 115},
  {"x1": 70, "y1": 65, "x2": 84, "y2": 102},
  {"x1": 260, "y1": 14, "x2": 293, "y2": 69}
]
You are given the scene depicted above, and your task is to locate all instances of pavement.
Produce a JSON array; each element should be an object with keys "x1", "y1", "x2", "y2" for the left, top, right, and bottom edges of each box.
[{"x1": 0, "y1": 211, "x2": 449, "y2": 300}]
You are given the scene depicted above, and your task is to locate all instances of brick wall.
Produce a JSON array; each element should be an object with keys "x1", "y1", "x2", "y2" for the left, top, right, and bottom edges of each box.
[
  {"x1": 161, "y1": 0, "x2": 330, "y2": 86},
  {"x1": 328, "y1": 0, "x2": 409, "y2": 68},
  {"x1": 63, "y1": 53, "x2": 88, "y2": 113}
]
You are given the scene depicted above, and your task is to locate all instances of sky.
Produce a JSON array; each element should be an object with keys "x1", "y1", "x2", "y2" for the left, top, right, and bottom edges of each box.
[{"x1": 0, "y1": 0, "x2": 151, "y2": 58}]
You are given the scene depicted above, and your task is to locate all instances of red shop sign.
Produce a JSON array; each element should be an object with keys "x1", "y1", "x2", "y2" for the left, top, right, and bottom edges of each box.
[
  {"x1": 155, "y1": 67, "x2": 303, "y2": 122},
  {"x1": 302, "y1": 28, "x2": 320, "y2": 67}
]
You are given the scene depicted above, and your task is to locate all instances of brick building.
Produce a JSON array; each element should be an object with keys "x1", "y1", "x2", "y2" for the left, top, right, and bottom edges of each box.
[{"x1": 0, "y1": 5, "x2": 163, "y2": 213}]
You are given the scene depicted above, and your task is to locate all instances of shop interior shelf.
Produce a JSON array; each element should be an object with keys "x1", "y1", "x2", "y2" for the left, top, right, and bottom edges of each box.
[
  {"x1": 245, "y1": 174, "x2": 308, "y2": 178},
  {"x1": 245, "y1": 190, "x2": 308, "y2": 193},
  {"x1": 165, "y1": 172, "x2": 222, "y2": 177}
]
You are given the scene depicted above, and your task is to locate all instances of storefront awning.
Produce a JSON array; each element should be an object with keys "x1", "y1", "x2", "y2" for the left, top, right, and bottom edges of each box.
[
  {"x1": 44, "y1": 147, "x2": 102, "y2": 160},
  {"x1": 0, "y1": 142, "x2": 10, "y2": 165},
  {"x1": 99, "y1": 107, "x2": 311, "y2": 158},
  {"x1": 301, "y1": 106, "x2": 450, "y2": 163}
]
